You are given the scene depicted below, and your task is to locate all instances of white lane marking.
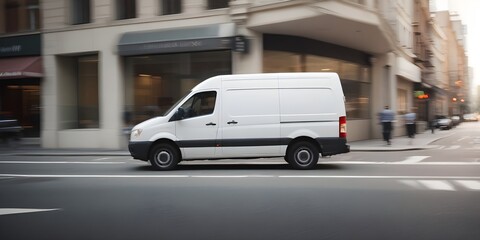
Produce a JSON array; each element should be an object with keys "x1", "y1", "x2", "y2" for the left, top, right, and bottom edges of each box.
[
  {"x1": 92, "y1": 157, "x2": 112, "y2": 161},
  {"x1": 0, "y1": 208, "x2": 60, "y2": 216},
  {"x1": 277, "y1": 176, "x2": 480, "y2": 179},
  {"x1": 418, "y1": 180, "x2": 456, "y2": 191},
  {"x1": 180, "y1": 161, "x2": 283, "y2": 165},
  {"x1": 1, "y1": 160, "x2": 480, "y2": 166},
  {"x1": 0, "y1": 176, "x2": 15, "y2": 180},
  {"x1": 398, "y1": 156, "x2": 430, "y2": 164},
  {"x1": 455, "y1": 180, "x2": 480, "y2": 191},
  {"x1": 191, "y1": 175, "x2": 249, "y2": 178},
  {"x1": 321, "y1": 161, "x2": 381, "y2": 165},
  {"x1": 445, "y1": 145, "x2": 460, "y2": 150},
  {"x1": 0, "y1": 161, "x2": 125, "y2": 164},
  {"x1": 1, "y1": 174, "x2": 480, "y2": 180},
  {"x1": 0, "y1": 174, "x2": 190, "y2": 178},
  {"x1": 321, "y1": 161, "x2": 480, "y2": 165}
]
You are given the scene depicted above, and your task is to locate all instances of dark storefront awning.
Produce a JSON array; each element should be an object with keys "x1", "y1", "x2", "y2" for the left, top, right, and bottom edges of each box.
[
  {"x1": 0, "y1": 56, "x2": 43, "y2": 79},
  {"x1": 118, "y1": 23, "x2": 248, "y2": 56}
]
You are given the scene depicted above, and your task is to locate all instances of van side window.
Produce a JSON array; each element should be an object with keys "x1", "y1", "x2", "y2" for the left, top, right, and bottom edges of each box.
[{"x1": 179, "y1": 91, "x2": 217, "y2": 119}]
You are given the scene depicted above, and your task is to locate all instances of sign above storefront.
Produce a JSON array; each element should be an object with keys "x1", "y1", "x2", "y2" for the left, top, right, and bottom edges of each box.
[
  {"x1": 0, "y1": 34, "x2": 41, "y2": 57},
  {"x1": 118, "y1": 23, "x2": 248, "y2": 56},
  {"x1": 119, "y1": 37, "x2": 234, "y2": 56}
]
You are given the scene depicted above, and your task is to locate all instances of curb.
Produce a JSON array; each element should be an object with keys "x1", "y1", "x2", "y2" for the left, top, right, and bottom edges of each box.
[{"x1": 350, "y1": 145, "x2": 439, "y2": 152}]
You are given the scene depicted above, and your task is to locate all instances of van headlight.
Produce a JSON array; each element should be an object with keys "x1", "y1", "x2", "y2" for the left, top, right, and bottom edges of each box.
[{"x1": 131, "y1": 128, "x2": 143, "y2": 139}]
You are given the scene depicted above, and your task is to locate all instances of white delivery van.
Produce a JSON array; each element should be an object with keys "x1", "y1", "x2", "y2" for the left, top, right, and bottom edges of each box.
[{"x1": 128, "y1": 73, "x2": 349, "y2": 170}]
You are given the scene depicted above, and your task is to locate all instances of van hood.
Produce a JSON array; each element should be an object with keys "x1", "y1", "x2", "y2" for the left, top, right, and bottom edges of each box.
[{"x1": 133, "y1": 116, "x2": 169, "y2": 130}]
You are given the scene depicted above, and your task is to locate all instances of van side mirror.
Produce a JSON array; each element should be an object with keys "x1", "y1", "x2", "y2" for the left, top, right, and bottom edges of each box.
[{"x1": 170, "y1": 108, "x2": 185, "y2": 121}]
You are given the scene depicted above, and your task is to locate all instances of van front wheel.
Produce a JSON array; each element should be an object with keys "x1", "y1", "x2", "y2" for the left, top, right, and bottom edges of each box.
[
  {"x1": 287, "y1": 141, "x2": 319, "y2": 170},
  {"x1": 150, "y1": 143, "x2": 180, "y2": 170}
]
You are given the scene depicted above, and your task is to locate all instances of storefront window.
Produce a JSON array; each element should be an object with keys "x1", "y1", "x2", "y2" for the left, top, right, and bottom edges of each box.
[
  {"x1": 305, "y1": 55, "x2": 340, "y2": 73},
  {"x1": 124, "y1": 50, "x2": 231, "y2": 125},
  {"x1": 264, "y1": 50, "x2": 371, "y2": 119},
  {"x1": 263, "y1": 51, "x2": 302, "y2": 73}
]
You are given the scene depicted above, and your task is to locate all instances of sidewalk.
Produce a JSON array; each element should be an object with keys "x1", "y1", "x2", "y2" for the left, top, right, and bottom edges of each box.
[
  {"x1": 0, "y1": 130, "x2": 454, "y2": 156},
  {"x1": 349, "y1": 129, "x2": 454, "y2": 151}
]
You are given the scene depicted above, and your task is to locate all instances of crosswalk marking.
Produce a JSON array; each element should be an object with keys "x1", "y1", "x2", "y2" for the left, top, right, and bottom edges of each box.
[
  {"x1": 455, "y1": 180, "x2": 480, "y2": 190},
  {"x1": 398, "y1": 180, "x2": 480, "y2": 191},
  {"x1": 418, "y1": 180, "x2": 456, "y2": 191},
  {"x1": 445, "y1": 145, "x2": 460, "y2": 150}
]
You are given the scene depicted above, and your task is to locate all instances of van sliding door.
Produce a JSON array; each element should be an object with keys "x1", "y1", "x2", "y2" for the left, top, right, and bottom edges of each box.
[{"x1": 219, "y1": 79, "x2": 281, "y2": 158}]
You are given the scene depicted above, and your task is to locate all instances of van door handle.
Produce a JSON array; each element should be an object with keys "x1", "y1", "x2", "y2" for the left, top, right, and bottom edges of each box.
[
  {"x1": 227, "y1": 120, "x2": 238, "y2": 125},
  {"x1": 206, "y1": 122, "x2": 216, "y2": 126}
]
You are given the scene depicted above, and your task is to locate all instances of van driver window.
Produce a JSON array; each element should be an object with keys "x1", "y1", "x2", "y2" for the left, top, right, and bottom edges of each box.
[{"x1": 180, "y1": 91, "x2": 217, "y2": 119}]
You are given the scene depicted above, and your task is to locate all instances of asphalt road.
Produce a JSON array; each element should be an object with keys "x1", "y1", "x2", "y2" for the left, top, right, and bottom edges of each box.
[{"x1": 0, "y1": 123, "x2": 479, "y2": 240}]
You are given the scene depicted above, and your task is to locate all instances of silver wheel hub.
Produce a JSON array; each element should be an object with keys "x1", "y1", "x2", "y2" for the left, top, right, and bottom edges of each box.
[
  {"x1": 296, "y1": 149, "x2": 311, "y2": 164},
  {"x1": 156, "y1": 151, "x2": 171, "y2": 165}
]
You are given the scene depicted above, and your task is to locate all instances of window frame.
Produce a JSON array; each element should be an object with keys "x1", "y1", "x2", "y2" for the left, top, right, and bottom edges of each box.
[
  {"x1": 178, "y1": 91, "x2": 217, "y2": 120},
  {"x1": 116, "y1": 0, "x2": 137, "y2": 20},
  {"x1": 161, "y1": 0, "x2": 182, "y2": 15},
  {"x1": 71, "y1": 0, "x2": 91, "y2": 25},
  {"x1": 207, "y1": 0, "x2": 229, "y2": 10}
]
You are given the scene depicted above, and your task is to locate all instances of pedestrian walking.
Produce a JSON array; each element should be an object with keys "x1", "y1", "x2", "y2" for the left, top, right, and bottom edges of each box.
[
  {"x1": 379, "y1": 106, "x2": 395, "y2": 145},
  {"x1": 404, "y1": 109, "x2": 416, "y2": 144}
]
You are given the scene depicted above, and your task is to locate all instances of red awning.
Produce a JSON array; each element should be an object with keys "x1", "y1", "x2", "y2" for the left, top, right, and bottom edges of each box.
[{"x1": 0, "y1": 56, "x2": 43, "y2": 79}]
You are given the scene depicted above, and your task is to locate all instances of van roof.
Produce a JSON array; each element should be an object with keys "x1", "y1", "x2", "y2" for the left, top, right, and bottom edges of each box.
[{"x1": 192, "y1": 72, "x2": 340, "y2": 91}]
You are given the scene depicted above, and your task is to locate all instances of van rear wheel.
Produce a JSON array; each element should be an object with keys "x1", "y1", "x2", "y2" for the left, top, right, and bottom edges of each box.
[
  {"x1": 287, "y1": 141, "x2": 319, "y2": 170},
  {"x1": 150, "y1": 143, "x2": 180, "y2": 170}
]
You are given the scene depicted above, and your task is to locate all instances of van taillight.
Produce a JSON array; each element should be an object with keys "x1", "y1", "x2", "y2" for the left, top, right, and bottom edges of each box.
[{"x1": 339, "y1": 116, "x2": 347, "y2": 138}]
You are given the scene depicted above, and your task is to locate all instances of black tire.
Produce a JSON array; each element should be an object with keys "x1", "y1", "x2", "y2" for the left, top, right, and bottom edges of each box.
[
  {"x1": 149, "y1": 143, "x2": 180, "y2": 170},
  {"x1": 286, "y1": 141, "x2": 319, "y2": 170}
]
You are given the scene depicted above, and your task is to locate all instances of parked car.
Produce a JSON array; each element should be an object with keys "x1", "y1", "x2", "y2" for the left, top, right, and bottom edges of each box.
[
  {"x1": 0, "y1": 113, "x2": 22, "y2": 145},
  {"x1": 451, "y1": 115, "x2": 461, "y2": 126},
  {"x1": 435, "y1": 115, "x2": 453, "y2": 130},
  {"x1": 463, "y1": 113, "x2": 479, "y2": 122}
]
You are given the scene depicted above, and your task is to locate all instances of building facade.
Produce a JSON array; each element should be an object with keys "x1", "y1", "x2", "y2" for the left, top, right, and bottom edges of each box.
[
  {"x1": 39, "y1": 0, "x2": 466, "y2": 149},
  {"x1": 433, "y1": 11, "x2": 469, "y2": 117}
]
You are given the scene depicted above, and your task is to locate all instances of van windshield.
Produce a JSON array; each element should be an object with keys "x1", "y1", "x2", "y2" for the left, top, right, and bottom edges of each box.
[{"x1": 162, "y1": 93, "x2": 189, "y2": 116}]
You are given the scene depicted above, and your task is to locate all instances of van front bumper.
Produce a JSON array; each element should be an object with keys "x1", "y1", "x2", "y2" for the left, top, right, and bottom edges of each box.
[{"x1": 128, "y1": 141, "x2": 152, "y2": 161}]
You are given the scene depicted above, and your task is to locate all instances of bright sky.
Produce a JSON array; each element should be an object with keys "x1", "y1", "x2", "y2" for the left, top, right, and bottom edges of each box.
[{"x1": 435, "y1": 0, "x2": 480, "y2": 88}]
